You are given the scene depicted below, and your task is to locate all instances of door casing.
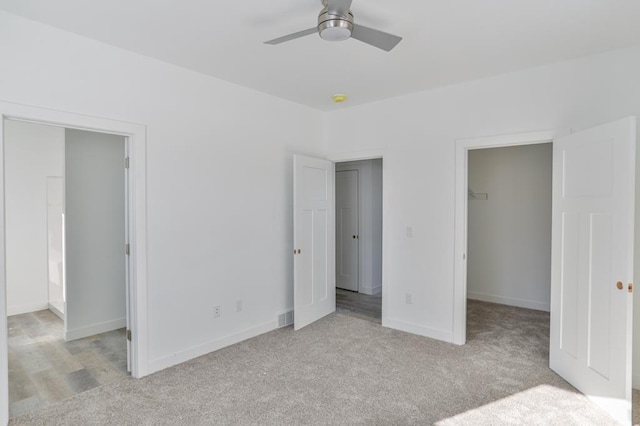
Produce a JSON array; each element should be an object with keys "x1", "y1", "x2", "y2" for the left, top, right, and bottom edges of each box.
[
  {"x1": 453, "y1": 130, "x2": 559, "y2": 344},
  {"x1": 0, "y1": 102, "x2": 149, "y2": 425}
]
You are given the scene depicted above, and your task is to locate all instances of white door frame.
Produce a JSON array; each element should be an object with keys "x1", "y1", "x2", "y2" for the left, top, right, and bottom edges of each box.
[
  {"x1": 0, "y1": 101, "x2": 149, "y2": 423},
  {"x1": 328, "y1": 151, "x2": 387, "y2": 323},
  {"x1": 452, "y1": 130, "x2": 558, "y2": 344}
]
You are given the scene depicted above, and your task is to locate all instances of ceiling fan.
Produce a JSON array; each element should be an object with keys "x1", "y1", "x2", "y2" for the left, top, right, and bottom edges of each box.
[{"x1": 264, "y1": 0, "x2": 402, "y2": 52}]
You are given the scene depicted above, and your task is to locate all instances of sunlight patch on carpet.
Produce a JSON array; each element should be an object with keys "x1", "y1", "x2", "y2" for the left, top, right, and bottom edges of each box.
[{"x1": 435, "y1": 385, "x2": 616, "y2": 425}]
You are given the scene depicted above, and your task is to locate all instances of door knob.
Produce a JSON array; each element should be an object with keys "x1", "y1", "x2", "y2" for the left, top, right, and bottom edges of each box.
[{"x1": 617, "y1": 281, "x2": 623, "y2": 290}]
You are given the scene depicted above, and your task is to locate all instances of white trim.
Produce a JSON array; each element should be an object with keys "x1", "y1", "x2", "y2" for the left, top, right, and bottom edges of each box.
[
  {"x1": 382, "y1": 318, "x2": 454, "y2": 343},
  {"x1": 370, "y1": 284, "x2": 382, "y2": 295},
  {"x1": 0, "y1": 101, "x2": 148, "y2": 425},
  {"x1": 148, "y1": 320, "x2": 277, "y2": 374},
  {"x1": 327, "y1": 150, "x2": 388, "y2": 327},
  {"x1": 65, "y1": 317, "x2": 126, "y2": 341},
  {"x1": 0, "y1": 117, "x2": 6, "y2": 425},
  {"x1": 328, "y1": 150, "x2": 386, "y2": 163},
  {"x1": 633, "y1": 374, "x2": 640, "y2": 390},
  {"x1": 48, "y1": 303, "x2": 64, "y2": 320},
  {"x1": 359, "y1": 284, "x2": 382, "y2": 296},
  {"x1": 467, "y1": 292, "x2": 550, "y2": 312},
  {"x1": 6, "y1": 303, "x2": 49, "y2": 317},
  {"x1": 453, "y1": 130, "x2": 558, "y2": 345}
]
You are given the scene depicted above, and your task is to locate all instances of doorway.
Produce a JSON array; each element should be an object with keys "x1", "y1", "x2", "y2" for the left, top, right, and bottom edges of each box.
[
  {"x1": 293, "y1": 153, "x2": 386, "y2": 331},
  {"x1": 466, "y1": 143, "x2": 552, "y2": 314},
  {"x1": 0, "y1": 101, "x2": 149, "y2": 425},
  {"x1": 452, "y1": 130, "x2": 556, "y2": 345},
  {"x1": 464, "y1": 143, "x2": 553, "y2": 377},
  {"x1": 453, "y1": 121, "x2": 636, "y2": 424},
  {"x1": 5, "y1": 120, "x2": 129, "y2": 418},
  {"x1": 335, "y1": 159, "x2": 383, "y2": 323}
]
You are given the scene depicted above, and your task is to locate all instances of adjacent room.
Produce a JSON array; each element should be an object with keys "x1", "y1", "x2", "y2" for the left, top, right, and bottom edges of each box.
[
  {"x1": 335, "y1": 159, "x2": 382, "y2": 323},
  {"x1": 465, "y1": 143, "x2": 553, "y2": 384},
  {"x1": 466, "y1": 143, "x2": 553, "y2": 332},
  {"x1": 4, "y1": 120, "x2": 129, "y2": 418},
  {"x1": 1, "y1": 1, "x2": 640, "y2": 424}
]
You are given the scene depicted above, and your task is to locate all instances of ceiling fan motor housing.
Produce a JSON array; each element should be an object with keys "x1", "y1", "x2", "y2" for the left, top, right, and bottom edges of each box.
[{"x1": 317, "y1": 7, "x2": 354, "y2": 41}]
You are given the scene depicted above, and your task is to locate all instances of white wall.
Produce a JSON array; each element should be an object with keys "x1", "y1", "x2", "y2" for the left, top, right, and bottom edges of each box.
[
  {"x1": 0, "y1": 8, "x2": 323, "y2": 384},
  {"x1": 64, "y1": 129, "x2": 126, "y2": 340},
  {"x1": 323, "y1": 45, "x2": 640, "y2": 380},
  {"x1": 467, "y1": 144, "x2": 552, "y2": 311},
  {"x1": 4, "y1": 120, "x2": 64, "y2": 316},
  {"x1": 336, "y1": 159, "x2": 383, "y2": 295}
]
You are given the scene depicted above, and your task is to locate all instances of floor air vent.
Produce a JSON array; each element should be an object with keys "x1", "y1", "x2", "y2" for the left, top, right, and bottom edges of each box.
[{"x1": 278, "y1": 310, "x2": 294, "y2": 328}]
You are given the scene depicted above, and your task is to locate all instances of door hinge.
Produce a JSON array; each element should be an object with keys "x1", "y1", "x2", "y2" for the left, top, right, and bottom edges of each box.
[
  {"x1": 126, "y1": 329, "x2": 132, "y2": 341},
  {"x1": 125, "y1": 243, "x2": 130, "y2": 256},
  {"x1": 124, "y1": 157, "x2": 130, "y2": 169}
]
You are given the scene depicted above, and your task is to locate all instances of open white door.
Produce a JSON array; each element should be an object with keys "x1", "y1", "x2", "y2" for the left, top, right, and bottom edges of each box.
[
  {"x1": 293, "y1": 154, "x2": 335, "y2": 330},
  {"x1": 550, "y1": 117, "x2": 636, "y2": 425}
]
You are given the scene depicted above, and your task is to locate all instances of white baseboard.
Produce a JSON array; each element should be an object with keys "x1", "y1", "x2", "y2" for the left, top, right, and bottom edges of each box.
[
  {"x1": 467, "y1": 292, "x2": 550, "y2": 312},
  {"x1": 7, "y1": 302, "x2": 49, "y2": 316},
  {"x1": 634, "y1": 373, "x2": 640, "y2": 390},
  {"x1": 65, "y1": 317, "x2": 126, "y2": 341},
  {"x1": 148, "y1": 319, "x2": 278, "y2": 375},
  {"x1": 48, "y1": 303, "x2": 64, "y2": 320},
  {"x1": 383, "y1": 318, "x2": 454, "y2": 343},
  {"x1": 358, "y1": 284, "x2": 382, "y2": 296}
]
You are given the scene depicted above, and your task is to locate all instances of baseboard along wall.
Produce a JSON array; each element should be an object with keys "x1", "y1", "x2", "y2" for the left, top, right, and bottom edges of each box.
[
  {"x1": 383, "y1": 318, "x2": 454, "y2": 343},
  {"x1": 148, "y1": 319, "x2": 278, "y2": 375},
  {"x1": 467, "y1": 292, "x2": 550, "y2": 312},
  {"x1": 358, "y1": 284, "x2": 382, "y2": 296},
  {"x1": 7, "y1": 302, "x2": 49, "y2": 317},
  {"x1": 65, "y1": 317, "x2": 126, "y2": 342}
]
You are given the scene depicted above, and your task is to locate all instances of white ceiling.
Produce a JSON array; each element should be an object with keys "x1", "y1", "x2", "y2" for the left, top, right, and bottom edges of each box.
[{"x1": 2, "y1": 0, "x2": 640, "y2": 111}]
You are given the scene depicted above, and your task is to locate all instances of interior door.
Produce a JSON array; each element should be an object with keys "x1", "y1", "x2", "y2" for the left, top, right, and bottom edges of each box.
[
  {"x1": 550, "y1": 117, "x2": 636, "y2": 425},
  {"x1": 293, "y1": 154, "x2": 336, "y2": 330},
  {"x1": 336, "y1": 170, "x2": 359, "y2": 291}
]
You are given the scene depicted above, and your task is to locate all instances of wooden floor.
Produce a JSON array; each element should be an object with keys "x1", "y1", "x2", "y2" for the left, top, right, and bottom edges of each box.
[
  {"x1": 336, "y1": 288, "x2": 381, "y2": 323},
  {"x1": 8, "y1": 309, "x2": 128, "y2": 418}
]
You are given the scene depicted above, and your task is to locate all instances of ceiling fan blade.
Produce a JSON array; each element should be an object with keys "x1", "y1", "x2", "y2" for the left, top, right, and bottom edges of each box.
[
  {"x1": 264, "y1": 28, "x2": 317, "y2": 45},
  {"x1": 351, "y1": 24, "x2": 402, "y2": 51},
  {"x1": 327, "y1": 0, "x2": 353, "y2": 16}
]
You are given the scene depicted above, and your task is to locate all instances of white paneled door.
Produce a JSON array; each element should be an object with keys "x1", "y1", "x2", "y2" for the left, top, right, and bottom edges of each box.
[
  {"x1": 550, "y1": 117, "x2": 636, "y2": 425},
  {"x1": 293, "y1": 155, "x2": 335, "y2": 330},
  {"x1": 336, "y1": 170, "x2": 359, "y2": 292}
]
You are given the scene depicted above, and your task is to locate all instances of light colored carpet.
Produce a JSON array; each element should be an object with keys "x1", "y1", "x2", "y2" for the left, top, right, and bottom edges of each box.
[{"x1": 8, "y1": 301, "x2": 625, "y2": 425}]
